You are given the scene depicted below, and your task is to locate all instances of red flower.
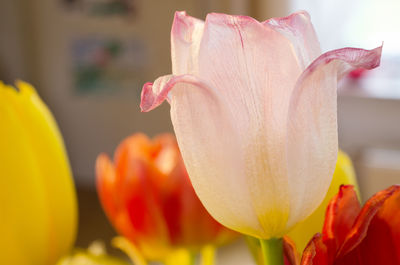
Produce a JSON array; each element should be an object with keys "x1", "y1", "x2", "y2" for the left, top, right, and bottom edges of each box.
[
  {"x1": 285, "y1": 185, "x2": 400, "y2": 265},
  {"x1": 95, "y1": 133, "x2": 236, "y2": 261}
]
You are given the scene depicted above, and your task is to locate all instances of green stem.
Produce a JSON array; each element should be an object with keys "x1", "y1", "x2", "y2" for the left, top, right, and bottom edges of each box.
[{"x1": 259, "y1": 238, "x2": 284, "y2": 265}]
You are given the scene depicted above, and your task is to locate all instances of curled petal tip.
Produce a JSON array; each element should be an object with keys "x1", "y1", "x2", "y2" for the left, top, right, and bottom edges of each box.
[
  {"x1": 305, "y1": 45, "x2": 383, "y2": 76},
  {"x1": 140, "y1": 82, "x2": 155, "y2": 112},
  {"x1": 352, "y1": 45, "x2": 383, "y2": 70},
  {"x1": 140, "y1": 74, "x2": 208, "y2": 112},
  {"x1": 372, "y1": 44, "x2": 383, "y2": 67},
  {"x1": 140, "y1": 75, "x2": 175, "y2": 112},
  {"x1": 348, "y1": 45, "x2": 383, "y2": 69}
]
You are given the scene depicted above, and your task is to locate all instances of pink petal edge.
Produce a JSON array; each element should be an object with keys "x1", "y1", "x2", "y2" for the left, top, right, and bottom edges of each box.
[
  {"x1": 264, "y1": 10, "x2": 321, "y2": 68},
  {"x1": 204, "y1": 10, "x2": 312, "y2": 28},
  {"x1": 171, "y1": 11, "x2": 205, "y2": 75},
  {"x1": 306, "y1": 46, "x2": 382, "y2": 77},
  {"x1": 290, "y1": 45, "x2": 382, "y2": 111},
  {"x1": 140, "y1": 74, "x2": 211, "y2": 112},
  {"x1": 284, "y1": 45, "x2": 382, "y2": 229},
  {"x1": 171, "y1": 11, "x2": 205, "y2": 45}
]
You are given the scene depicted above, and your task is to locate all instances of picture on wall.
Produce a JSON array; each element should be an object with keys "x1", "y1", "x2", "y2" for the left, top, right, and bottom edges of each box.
[{"x1": 71, "y1": 36, "x2": 148, "y2": 96}]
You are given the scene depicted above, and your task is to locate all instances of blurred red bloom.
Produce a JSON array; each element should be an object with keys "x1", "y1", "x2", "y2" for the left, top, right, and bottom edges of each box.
[
  {"x1": 284, "y1": 185, "x2": 400, "y2": 265},
  {"x1": 96, "y1": 133, "x2": 236, "y2": 261}
]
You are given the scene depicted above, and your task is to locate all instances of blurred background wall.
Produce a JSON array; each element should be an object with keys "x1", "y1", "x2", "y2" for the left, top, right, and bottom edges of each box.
[
  {"x1": 1, "y1": 0, "x2": 399, "y2": 256},
  {"x1": 1, "y1": 0, "x2": 270, "y2": 187}
]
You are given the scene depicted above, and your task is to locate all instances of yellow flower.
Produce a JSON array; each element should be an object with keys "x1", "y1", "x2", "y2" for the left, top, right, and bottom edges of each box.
[{"x1": 0, "y1": 81, "x2": 78, "y2": 264}]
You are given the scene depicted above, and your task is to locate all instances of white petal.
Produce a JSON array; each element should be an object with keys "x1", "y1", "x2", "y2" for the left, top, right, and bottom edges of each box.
[
  {"x1": 286, "y1": 46, "x2": 383, "y2": 230},
  {"x1": 265, "y1": 11, "x2": 321, "y2": 69},
  {"x1": 171, "y1": 11, "x2": 204, "y2": 75},
  {"x1": 197, "y1": 13, "x2": 303, "y2": 237},
  {"x1": 141, "y1": 73, "x2": 263, "y2": 236}
]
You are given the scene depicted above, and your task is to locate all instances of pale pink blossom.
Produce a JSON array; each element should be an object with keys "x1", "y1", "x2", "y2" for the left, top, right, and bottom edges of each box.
[{"x1": 140, "y1": 11, "x2": 382, "y2": 239}]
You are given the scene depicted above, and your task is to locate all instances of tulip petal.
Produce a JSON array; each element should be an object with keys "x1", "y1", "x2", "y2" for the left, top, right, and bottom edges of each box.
[
  {"x1": 171, "y1": 11, "x2": 204, "y2": 75},
  {"x1": 0, "y1": 86, "x2": 51, "y2": 265},
  {"x1": 286, "y1": 46, "x2": 382, "y2": 229},
  {"x1": 141, "y1": 72, "x2": 264, "y2": 236},
  {"x1": 376, "y1": 186, "x2": 400, "y2": 258},
  {"x1": 336, "y1": 185, "x2": 400, "y2": 264},
  {"x1": 172, "y1": 82, "x2": 267, "y2": 237},
  {"x1": 18, "y1": 82, "x2": 78, "y2": 263},
  {"x1": 287, "y1": 151, "x2": 360, "y2": 253},
  {"x1": 300, "y1": 186, "x2": 400, "y2": 265},
  {"x1": 141, "y1": 74, "x2": 209, "y2": 112},
  {"x1": 197, "y1": 12, "x2": 304, "y2": 237},
  {"x1": 97, "y1": 153, "x2": 146, "y2": 244},
  {"x1": 264, "y1": 11, "x2": 321, "y2": 69},
  {"x1": 354, "y1": 185, "x2": 400, "y2": 264},
  {"x1": 0, "y1": 82, "x2": 78, "y2": 265},
  {"x1": 322, "y1": 185, "x2": 361, "y2": 256},
  {"x1": 283, "y1": 236, "x2": 300, "y2": 265},
  {"x1": 114, "y1": 136, "x2": 170, "y2": 243},
  {"x1": 96, "y1": 153, "x2": 119, "y2": 222},
  {"x1": 168, "y1": 157, "x2": 227, "y2": 246},
  {"x1": 97, "y1": 135, "x2": 175, "y2": 260},
  {"x1": 300, "y1": 234, "x2": 328, "y2": 265}
]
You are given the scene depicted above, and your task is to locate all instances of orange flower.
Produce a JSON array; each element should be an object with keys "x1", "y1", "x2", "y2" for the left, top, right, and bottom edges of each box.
[
  {"x1": 95, "y1": 133, "x2": 236, "y2": 261},
  {"x1": 285, "y1": 185, "x2": 400, "y2": 265}
]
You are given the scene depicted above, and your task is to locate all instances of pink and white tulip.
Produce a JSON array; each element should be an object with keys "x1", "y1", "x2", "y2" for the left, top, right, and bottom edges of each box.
[{"x1": 140, "y1": 11, "x2": 382, "y2": 239}]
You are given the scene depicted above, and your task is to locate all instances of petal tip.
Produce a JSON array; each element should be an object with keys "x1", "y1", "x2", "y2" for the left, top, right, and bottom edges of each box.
[
  {"x1": 305, "y1": 45, "x2": 383, "y2": 75},
  {"x1": 172, "y1": 11, "x2": 189, "y2": 31},
  {"x1": 140, "y1": 82, "x2": 155, "y2": 112},
  {"x1": 175, "y1": 10, "x2": 187, "y2": 17},
  {"x1": 264, "y1": 11, "x2": 313, "y2": 31},
  {"x1": 371, "y1": 44, "x2": 383, "y2": 68},
  {"x1": 95, "y1": 153, "x2": 115, "y2": 183},
  {"x1": 352, "y1": 45, "x2": 383, "y2": 71},
  {"x1": 15, "y1": 80, "x2": 36, "y2": 96},
  {"x1": 140, "y1": 74, "x2": 206, "y2": 113},
  {"x1": 172, "y1": 10, "x2": 203, "y2": 43}
]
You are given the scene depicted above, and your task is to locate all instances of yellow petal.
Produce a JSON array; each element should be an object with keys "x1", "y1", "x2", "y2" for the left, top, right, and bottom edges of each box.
[
  {"x1": 0, "y1": 85, "x2": 50, "y2": 264},
  {"x1": 287, "y1": 150, "x2": 359, "y2": 252},
  {"x1": 0, "y1": 81, "x2": 77, "y2": 264}
]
